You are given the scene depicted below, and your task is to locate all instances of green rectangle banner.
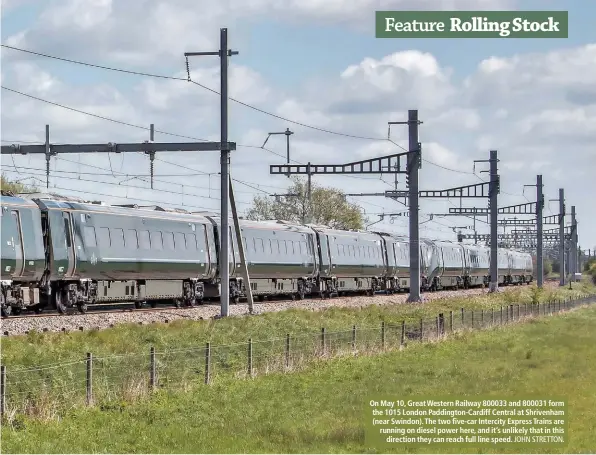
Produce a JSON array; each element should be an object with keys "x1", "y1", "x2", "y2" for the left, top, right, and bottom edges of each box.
[{"x1": 375, "y1": 11, "x2": 568, "y2": 38}]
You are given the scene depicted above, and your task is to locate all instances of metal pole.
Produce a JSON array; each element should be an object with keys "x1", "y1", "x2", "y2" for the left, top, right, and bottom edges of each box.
[
  {"x1": 407, "y1": 110, "x2": 421, "y2": 303},
  {"x1": 489, "y1": 150, "x2": 499, "y2": 293},
  {"x1": 473, "y1": 215, "x2": 477, "y2": 245},
  {"x1": 306, "y1": 162, "x2": 312, "y2": 224},
  {"x1": 220, "y1": 28, "x2": 230, "y2": 316},
  {"x1": 149, "y1": 123, "x2": 155, "y2": 189},
  {"x1": 559, "y1": 188, "x2": 565, "y2": 287},
  {"x1": 571, "y1": 205, "x2": 576, "y2": 279},
  {"x1": 229, "y1": 178, "x2": 254, "y2": 312},
  {"x1": 537, "y1": 175, "x2": 544, "y2": 288},
  {"x1": 286, "y1": 128, "x2": 291, "y2": 167},
  {"x1": 45, "y1": 124, "x2": 50, "y2": 188}
]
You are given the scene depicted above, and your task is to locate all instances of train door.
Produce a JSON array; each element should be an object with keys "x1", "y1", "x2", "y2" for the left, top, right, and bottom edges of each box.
[
  {"x1": 62, "y1": 212, "x2": 76, "y2": 277},
  {"x1": 316, "y1": 232, "x2": 332, "y2": 276},
  {"x1": 10, "y1": 211, "x2": 25, "y2": 277}
]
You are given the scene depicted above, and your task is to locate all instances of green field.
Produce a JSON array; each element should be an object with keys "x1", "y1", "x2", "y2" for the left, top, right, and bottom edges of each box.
[{"x1": 2, "y1": 292, "x2": 596, "y2": 453}]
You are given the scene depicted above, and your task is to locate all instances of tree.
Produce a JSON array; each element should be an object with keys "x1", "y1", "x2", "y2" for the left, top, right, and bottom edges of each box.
[
  {"x1": 543, "y1": 259, "x2": 553, "y2": 276},
  {"x1": 245, "y1": 177, "x2": 367, "y2": 230},
  {"x1": 0, "y1": 173, "x2": 38, "y2": 194}
]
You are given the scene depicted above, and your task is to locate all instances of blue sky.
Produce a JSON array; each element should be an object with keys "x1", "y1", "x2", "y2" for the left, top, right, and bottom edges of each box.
[{"x1": 1, "y1": 0, "x2": 595, "y2": 252}]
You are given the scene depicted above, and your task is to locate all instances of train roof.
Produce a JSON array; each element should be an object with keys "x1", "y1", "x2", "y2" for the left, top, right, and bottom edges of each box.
[
  {"x1": 32, "y1": 198, "x2": 214, "y2": 223},
  {"x1": 207, "y1": 216, "x2": 315, "y2": 234},
  {"x1": 0, "y1": 194, "x2": 41, "y2": 209}
]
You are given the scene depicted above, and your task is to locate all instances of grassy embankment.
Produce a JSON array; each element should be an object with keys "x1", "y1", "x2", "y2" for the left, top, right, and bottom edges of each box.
[
  {"x1": 3, "y1": 293, "x2": 596, "y2": 453},
  {"x1": 3, "y1": 282, "x2": 593, "y2": 369}
]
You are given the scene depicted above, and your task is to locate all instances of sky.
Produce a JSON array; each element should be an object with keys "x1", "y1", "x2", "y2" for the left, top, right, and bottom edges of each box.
[{"x1": 1, "y1": 0, "x2": 595, "y2": 254}]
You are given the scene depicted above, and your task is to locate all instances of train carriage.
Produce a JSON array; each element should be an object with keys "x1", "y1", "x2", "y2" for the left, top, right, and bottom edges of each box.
[
  {"x1": 35, "y1": 200, "x2": 218, "y2": 312},
  {"x1": 495, "y1": 249, "x2": 510, "y2": 285},
  {"x1": 309, "y1": 226, "x2": 385, "y2": 295},
  {"x1": 430, "y1": 240, "x2": 466, "y2": 290},
  {"x1": 507, "y1": 250, "x2": 533, "y2": 285},
  {"x1": 0, "y1": 196, "x2": 46, "y2": 316},
  {"x1": 462, "y1": 244, "x2": 490, "y2": 287},
  {"x1": 203, "y1": 217, "x2": 319, "y2": 300},
  {"x1": 374, "y1": 232, "x2": 410, "y2": 292}
]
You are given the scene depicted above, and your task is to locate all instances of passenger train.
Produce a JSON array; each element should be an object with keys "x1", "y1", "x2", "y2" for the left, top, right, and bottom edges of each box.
[{"x1": 0, "y1": 194, "x2": 534, "y2": 317}]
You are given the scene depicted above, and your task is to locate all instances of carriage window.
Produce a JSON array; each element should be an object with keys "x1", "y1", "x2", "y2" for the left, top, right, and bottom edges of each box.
[
  {"x1": 138, "y1": 230, "x2": 150, "y2": 249},
  {"x1": 258, "y1": 238, "x2": 265, "y2": 253},
  {"x1": 268, "y1": 239, "x2": 273, "y2": 255},
  {"x1": 163, "y1": 231, "x2": 175, "y2": 250},
  {"x1": 125, "y1": 229, "x2": 138, "y2": 249},
  {"x1": 98, "y1": 227, "x2": 111, "y2": 247},
  {"x1": 84, "y1": 226, "x2": 97, "y2": 247},
  {"x1": 111, "y1": 228, "x2": 125, "y2": 249},
  {"x1": 150, "y1": 231, "x2": 163, "y2": 250},
  {"x1": 300, "y1": 241, "x2": 307, "y2": 255},
  {"x1": 174, "y1": 232, "x2": 185, "y2": 250},
  {"x1": 63, "y1": 218, "x2": 72, "y2": 248},
  {"x1": 185, "y1": 233, "x2": 197, "y2": 251}
]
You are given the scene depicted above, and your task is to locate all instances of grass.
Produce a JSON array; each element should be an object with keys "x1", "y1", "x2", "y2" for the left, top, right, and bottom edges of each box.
[
  {"x1": 2, "y1": 301, "x2": 596, "y2": 453},
  {"x1": 2, "y1": 282, "x2": 593, "y2": 369}
]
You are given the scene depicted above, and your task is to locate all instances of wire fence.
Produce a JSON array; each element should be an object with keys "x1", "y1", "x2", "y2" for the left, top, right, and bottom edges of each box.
[{"x1": 1, "y1": 294, "x2": 595, "y2": 420}]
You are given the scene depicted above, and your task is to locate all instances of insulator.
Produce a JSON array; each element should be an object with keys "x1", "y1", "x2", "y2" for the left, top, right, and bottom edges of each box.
[
  {"x1": 185, "y1": 56, "x2": 191, "y2": 82},
  {"x1": 150, "y1": 158, "x2": 154, "y2": 189}
]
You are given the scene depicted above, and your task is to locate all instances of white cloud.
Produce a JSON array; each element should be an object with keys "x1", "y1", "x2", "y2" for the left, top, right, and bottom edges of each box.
[{"x1": 1, "y1": 2, "x2": 594, "y2": 247}]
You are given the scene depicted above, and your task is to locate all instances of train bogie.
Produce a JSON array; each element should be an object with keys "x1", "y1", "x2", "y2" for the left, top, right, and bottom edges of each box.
[{"x1": 0, "y1": 196, "x2": 46, "y2": 316}]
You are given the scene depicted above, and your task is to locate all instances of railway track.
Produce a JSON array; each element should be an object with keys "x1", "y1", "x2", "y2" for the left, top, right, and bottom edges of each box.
[{"x1": 0, "y1": 285, "x2": 544, "y2": 337}]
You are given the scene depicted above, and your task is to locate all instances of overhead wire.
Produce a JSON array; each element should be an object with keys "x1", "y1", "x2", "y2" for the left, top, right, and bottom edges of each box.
[
  {"x1": 1, "y1": 46, "x2": 529, "y2": 232},
  {"x1": 2, "y1": 44, "x2": 487, "y2": 175}
]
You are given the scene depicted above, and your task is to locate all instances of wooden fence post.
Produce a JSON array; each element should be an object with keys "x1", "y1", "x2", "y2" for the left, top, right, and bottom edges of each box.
[
  {"x1": 449, "y1": 311, "x2": 453, "y2": 332},
  {"x1": 150, "y1": 346, "x2": 156, "y2": 390},
  {"x1": 400, "y1": 321, "x2": 405, "y2": 346},
  {"x1": 381, "y1": 321, "x2": 386, "y2": 349},
  {"x1": 352, "y1": 325, "x2": 356, "y2": 350},
  {"x1": 0, "y1": 365, "x2": 5, "y2": 417},
  {"x1": 248, "y1": 339, "x2": 253, "y2": 377},
  {"x1": 205, "y1": 342, "x2": 211, "y2": 384},
  {"x1": 420, "y1": 318, "x2": 423, "y2": 341},
  {"x1": 285, "y1": 334, "x2": 290, "y2": 369},
  {"x1": 321, "y1": 328, "x2": 326, "y2": 355},
  {"x1": 86, "y1": 352, "x2": 93, "y2": 406}
]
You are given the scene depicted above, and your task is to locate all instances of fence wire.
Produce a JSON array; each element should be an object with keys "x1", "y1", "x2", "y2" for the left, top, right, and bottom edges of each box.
[{"x1": 1, "y1": 295, "x2": 594, "y2": 419}]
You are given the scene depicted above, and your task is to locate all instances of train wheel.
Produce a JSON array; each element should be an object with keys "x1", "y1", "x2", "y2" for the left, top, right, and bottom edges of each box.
[
  {"x1": 0, "y1": 292, "x2": 9, "y2": 317},
  {"x1": 174, "y1": 299, "x2": 182, "y2": 308},
  {"x1": 186, "y1": 298, "x2": 196, "y2": 308},
  {"x1": 258, "y1": 295, "x2": 265, "y2": 302},
  {"x1": 34, "y1": 305, "x2": 44, "y2": 314},
  {"x1": 150, "y1": 301, "x2": 157, "y2": 308},
  {"x1": 134, "y1": 302, "x2": 143, "y2": 309},
  {"x1": 55, "y1": 290, "x2": 68, "y2": 314},
  {"x1": 232, "y1": 296, "x2": 240, "y2": 305},
  {"x1": 12, "y1": 307, "x2": 22, "y2": 316},
  {"x1": 77, "y1": 303, "x2": 88, "y2": 314}
]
